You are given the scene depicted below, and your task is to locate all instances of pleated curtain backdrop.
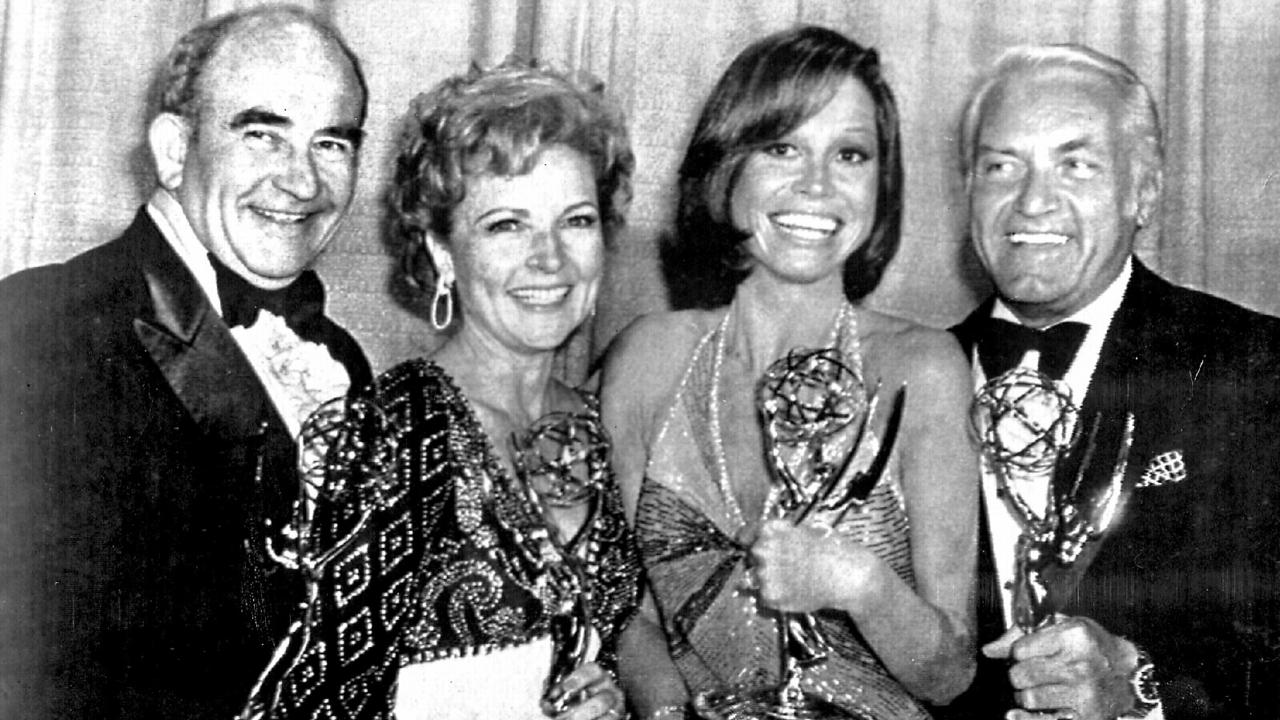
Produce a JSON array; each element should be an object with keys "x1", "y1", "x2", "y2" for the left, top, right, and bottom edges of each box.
[{"x1": 3, "y1": 0, "x2": 1279, "y2": 381}]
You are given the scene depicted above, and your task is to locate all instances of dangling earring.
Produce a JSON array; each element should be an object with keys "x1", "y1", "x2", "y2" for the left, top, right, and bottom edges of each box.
[{"x1": 431, "y1": 275, "x2": 454, "y2": 331}]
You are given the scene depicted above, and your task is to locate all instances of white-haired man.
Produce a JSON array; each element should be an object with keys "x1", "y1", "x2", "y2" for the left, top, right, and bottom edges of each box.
[{"x1": 946, "y1": 44, "x2": 1280, "y2": 720}]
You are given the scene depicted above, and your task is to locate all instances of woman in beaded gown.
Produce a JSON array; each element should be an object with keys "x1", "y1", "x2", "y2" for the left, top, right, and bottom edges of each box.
[
  {"x1": 601, "y1": 27, "x2": 978, "y2": 720},
  {"x1": 239, "y1": 59, "x2": 641, "y2": 720}
]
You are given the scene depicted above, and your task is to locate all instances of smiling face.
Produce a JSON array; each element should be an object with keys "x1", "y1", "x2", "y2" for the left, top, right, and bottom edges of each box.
[
  {"x1": 431, "y1": 144, "x2": 604, "y2": 356},
  {"x1": 165, "y1": 21, "x2": 364, "y2": 289},
  {"x1": 969, "y1": 68, "x2": 1157, "y2": 326},
  {"x1": 730, "y1": 78, "x2": 880, "y2": 292}
]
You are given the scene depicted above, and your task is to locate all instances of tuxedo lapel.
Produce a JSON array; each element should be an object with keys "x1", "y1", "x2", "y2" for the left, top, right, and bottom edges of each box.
[
  {"x1": 125, "y1": 210, "x2": 300, "y2": 643},
  {"x1": 1040, "y1": 267, "x2": 1161, "y2": 534},
  {"x1": 123, "y1": 211, "x2": 287, "y2": 442},
  {"x1": 1076, "y1": 286, "x2": 1140, "y2": 434},
  {"x1": 1077, "y1": 263, "x2": 1196, "y2": 480}
]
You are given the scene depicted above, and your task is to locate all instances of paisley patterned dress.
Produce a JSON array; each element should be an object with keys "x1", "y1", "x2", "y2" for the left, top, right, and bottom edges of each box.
[
  {"x1": 635, "y1": 305, "x2": 932, "y2": 719},
  {"x1": 241, "y1": 360, "x2": 641, "y2": 720}
]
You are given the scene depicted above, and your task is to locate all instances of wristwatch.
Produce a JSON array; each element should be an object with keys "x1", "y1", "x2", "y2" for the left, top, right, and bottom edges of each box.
[{"x1": 1119, "y1": 648, "x2": 1160, "y2": 718}]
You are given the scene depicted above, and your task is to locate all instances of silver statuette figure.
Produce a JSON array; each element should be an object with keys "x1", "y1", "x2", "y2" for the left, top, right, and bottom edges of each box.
[
  {"x1": 511, "y1": 410, "x2": 611, "y2": 713},
  {"x1": 970, "y1": 367, "x2": 1135, "y2": 631}
]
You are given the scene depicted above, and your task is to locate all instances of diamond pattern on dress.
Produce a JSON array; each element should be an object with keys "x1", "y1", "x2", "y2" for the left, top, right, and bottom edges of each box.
[
  {"x1": 337, "y1": 606, "x2": 374, "y2": 664},
  {"x1": 281, "y1": 640, "x2": 327, "y2": 705},
  {"x1": 337, "y1": 674, "x2": 376, "y2": 717},
  {"x1": 381, "y1": 571, "x2": 414, "y2": 630},
  {"x1": 332, "y1": 542, "x2": 371, "y2": 610},
  {"x1": 307, "y1": 699, "x2": 338, "y2": 720},
  {"x1": 379, "y1": 511, "x2": 413, "y2": 573}
]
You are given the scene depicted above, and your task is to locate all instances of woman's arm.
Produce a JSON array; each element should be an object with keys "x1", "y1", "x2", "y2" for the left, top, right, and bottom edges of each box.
[
  {"x1": 598, "y1": 316, "x2": 657, "y2": 523},
  {"x1": 753, "y1": 326, "x2": 978, "y2": 704},
  {"x1": 617, "y1": 593, "x2": 691, "y2": 718},
  {"x1": 599, "y1": 314, "x2": 695, "y2": 718}
]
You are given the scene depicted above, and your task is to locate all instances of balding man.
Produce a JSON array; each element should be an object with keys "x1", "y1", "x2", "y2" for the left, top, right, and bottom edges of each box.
[{"x1": 0, "y1": 6, "x2": 371, "y2": 718}]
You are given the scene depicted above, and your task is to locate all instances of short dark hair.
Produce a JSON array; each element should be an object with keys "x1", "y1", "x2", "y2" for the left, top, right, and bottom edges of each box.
[
  {"x1": 667, "y1": 25, "x2": 904, "y2": 308},
  {"x1": 958, "y1": 43, "x2": 1162, "y2": 181},
  {"x1": 391, "y1": 57, "x2": 634, "y2": 292},
  {"x1": 155, "y1": 4, "x2": 369, "y2": 126}
]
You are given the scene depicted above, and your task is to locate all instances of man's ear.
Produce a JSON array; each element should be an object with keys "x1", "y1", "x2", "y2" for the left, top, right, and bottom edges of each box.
[
  {"x1": 1132, "y1": 161, "x2": 1164, "y2": 229},
  {"x1": 422, "y1": 232, "x2": 455, "y2": 287},
  {"x1": 149, "y1": 112, "x2": 190, "y2": 191}
]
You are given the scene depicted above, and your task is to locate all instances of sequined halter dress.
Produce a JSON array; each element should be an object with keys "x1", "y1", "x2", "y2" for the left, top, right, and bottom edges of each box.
[{"x1": 634, "y1": 303, "x2": 932, "y2": 719}]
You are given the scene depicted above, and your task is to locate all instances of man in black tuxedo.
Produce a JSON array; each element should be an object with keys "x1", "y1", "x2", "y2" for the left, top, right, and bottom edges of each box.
[
  {"x1": 0, "y1": 6, "x2": 372, "y2": 718},
  {"x1": 943, "y1": 45, "x2": 1280, "y2": 719}
]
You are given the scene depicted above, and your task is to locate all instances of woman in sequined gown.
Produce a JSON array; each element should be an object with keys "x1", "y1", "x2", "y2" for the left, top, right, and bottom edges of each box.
[
  {"x1": 601, "y1": 27, "x2": 978, "y2": 720},
  {"x1": 239, "y1": 60, "x2": 641, "y2": 720}
]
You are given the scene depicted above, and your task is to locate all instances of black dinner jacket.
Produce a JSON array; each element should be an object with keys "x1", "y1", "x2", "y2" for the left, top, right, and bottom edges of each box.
[
  {"x1": 0, "y1": 208, "x2": 371, "y2": 720},
  {"x1": 941, "y1": 260, "x2": 1280, "y2": 719}
]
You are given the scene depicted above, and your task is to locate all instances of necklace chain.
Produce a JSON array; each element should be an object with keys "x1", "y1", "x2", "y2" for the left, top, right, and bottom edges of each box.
[{"x1": 707, "y1": 302, "x2": 858, "y2": 531}]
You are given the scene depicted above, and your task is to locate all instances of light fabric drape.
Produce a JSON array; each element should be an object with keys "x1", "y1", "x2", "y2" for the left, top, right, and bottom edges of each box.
[{"x1": 3, "y1": 0, "x2": 1279, "y2": 379}]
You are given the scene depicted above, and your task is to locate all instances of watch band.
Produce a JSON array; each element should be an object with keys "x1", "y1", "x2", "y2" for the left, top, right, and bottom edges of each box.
[{"x1": 1119, "y1": 647, "x2": 1160, "y2": 718}]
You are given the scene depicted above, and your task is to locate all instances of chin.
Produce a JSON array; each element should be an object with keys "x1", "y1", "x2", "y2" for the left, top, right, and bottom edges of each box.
[
  {"x1": 235, "y1": 251, "x2": 314, "y2": 279},
  {"x1": 996, "y1": 281, "x2": 1070, "y2": 310},
  {"x1": 517, "y1": 326, "x2": 581, "y2": 354}
]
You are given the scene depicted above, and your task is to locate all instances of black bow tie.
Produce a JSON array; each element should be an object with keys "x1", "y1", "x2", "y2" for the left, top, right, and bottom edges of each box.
[
  {"x1": 207, "y1": 254, "x2": 372, "y2": 391},
  {"x1": 210, "y1": 254, "x2": 325, "y2": 336},
  {"x1": 977, "y1": 317, "x2": 1088, "y2": 380}
]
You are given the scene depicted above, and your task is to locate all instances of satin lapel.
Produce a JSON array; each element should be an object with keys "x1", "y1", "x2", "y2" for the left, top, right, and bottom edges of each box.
[
  {"x1": 125, "y1": 213, "x2": 284, "y2": 441},
  {"x1": 1060, "y1": 263, "x2": 1172, "y2": 504},
  {"x1": 1078, "y1": 286, "x2": 1140, "y2": 432},
  {"x1": 1077, "y1": 262, "x2": 1190, "y2": 448}
]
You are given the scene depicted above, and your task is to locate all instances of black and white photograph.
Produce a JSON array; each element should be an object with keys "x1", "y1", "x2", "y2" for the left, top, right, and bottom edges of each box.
[{"x1": 1, "y1": 2, "x2": 1276, "y2": 719}]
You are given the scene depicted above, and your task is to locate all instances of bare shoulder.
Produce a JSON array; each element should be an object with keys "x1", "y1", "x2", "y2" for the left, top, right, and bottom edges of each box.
[
  {"x1": 857, "y1": 311, "x2": 978, "y2": 512},
  {"x1": 599, "y1": 308, "x2": 721, "y2": 417},
  {"x1": 856, "y1": 308, "x2": 968, "y2": 392}
]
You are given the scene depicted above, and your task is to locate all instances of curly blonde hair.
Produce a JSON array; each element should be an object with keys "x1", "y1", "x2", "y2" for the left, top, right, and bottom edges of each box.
[{"x1": 390, "y1": 57, "x2": 634, "y2": 292}]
